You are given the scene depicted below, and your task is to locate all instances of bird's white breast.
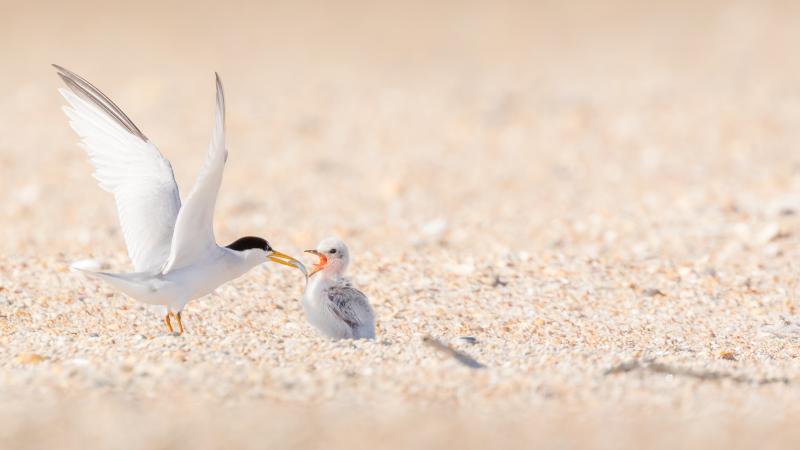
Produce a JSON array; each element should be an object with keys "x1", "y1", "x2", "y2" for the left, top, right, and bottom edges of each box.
[
  {"x1": 159, "y1": 248, "x2": 260, "y2": 306},
  {"x1": 302, "y1": 276, "x2": 353, "y2": 339}
]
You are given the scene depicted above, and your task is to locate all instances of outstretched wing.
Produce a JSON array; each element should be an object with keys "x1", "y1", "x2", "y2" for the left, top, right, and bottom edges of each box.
[
  {"x1": 162, "y1": 74, "x2": 227, "y2": 273},
  {"x1": 55, "y1": 65, "x2": 181, "y2": 273},
  {"x1": 326, "y1": 286, "x2": 375, "y2": 332}
]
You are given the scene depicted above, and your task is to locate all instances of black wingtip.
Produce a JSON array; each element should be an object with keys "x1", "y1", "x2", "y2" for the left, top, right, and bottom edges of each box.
[
  {"x1": 214, "y1": 72, "x2": 225, "y2": 122},
  {"x1": 52, "y1": 64, "x2": 74, "y2": 77},
  {"x1": 52, "y1": 64, "x2": 68, "y2": 76},
  {"x1": 52, "y1": 65, "x2": 148, "y2": 141},
  {"x1": 215, "y1": 72, "x2": 224, "y2": 92}
]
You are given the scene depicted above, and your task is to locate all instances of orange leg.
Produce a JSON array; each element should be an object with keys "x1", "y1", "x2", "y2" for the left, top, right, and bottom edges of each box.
[
  {"x1": 164, "y1": 312, "x2": 174, "y2": 333},
  {"x1": 175, "y1": 312, "x2": 185, "y2": 335}
]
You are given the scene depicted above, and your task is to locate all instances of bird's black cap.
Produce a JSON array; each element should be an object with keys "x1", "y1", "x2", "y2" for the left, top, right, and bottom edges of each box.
[{"x1": 226, "y1": 236, "x2": 271, "y2": 252}]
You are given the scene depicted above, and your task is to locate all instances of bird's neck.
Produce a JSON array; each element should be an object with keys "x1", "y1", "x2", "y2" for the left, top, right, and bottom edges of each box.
[
  {"x1": 224, "y1": 248, "x2": 264, "y2": 278},
  {"x1": 310, "y1": 269, "x2": 346, "y2": 287}
]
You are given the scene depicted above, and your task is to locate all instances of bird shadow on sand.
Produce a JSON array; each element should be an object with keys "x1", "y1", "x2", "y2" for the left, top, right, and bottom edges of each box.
[
  {"x1": 604, "y1": 359, "x2": 790, "y2": 385},
  {"x1": 423, "y1": 335, "x2": 486, "y2": 369}
]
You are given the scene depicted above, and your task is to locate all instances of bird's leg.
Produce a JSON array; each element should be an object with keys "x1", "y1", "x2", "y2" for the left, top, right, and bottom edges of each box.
[
  {"x1": 175, "y1": 312, "x2": 185, "y2": 335},
  {"x1": 164, "y1": 312, "x2": 174, "y2": 333}
]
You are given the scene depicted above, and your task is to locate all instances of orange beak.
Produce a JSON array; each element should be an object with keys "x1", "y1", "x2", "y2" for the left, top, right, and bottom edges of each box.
[{"x1": 305, "y1": 249, "x2": 328, "y2": 277}]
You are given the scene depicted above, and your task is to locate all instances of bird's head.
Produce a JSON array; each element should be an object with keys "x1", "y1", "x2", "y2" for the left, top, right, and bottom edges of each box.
[
  {"x1": 305, "y1": 236, "x2": 350, "y2": 277},
  {"x1": 226, "y1": 236, "x2": 306, "y2": 274}
]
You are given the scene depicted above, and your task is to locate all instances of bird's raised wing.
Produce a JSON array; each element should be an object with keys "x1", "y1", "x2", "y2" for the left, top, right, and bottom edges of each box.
[
  {"x1": 162, "y1": 74, "x2": 227, "y2": 273},
  {"x1": 55, "y1": 65, "x2": 181, "y2": 274}
]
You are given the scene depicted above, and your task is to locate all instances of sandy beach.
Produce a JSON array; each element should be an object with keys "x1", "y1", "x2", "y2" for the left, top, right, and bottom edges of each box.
[{"x1": 3, "y1": 1, "x2": 800, "y2": 448}]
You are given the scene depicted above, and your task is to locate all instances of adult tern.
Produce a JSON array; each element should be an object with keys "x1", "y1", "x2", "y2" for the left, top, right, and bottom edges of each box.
[
  {"x1": 303, "y1": 237, "x2": 375, "y2": 339},
  {"x1": 54, "y1": 65, "x2": 306, "y2": 334}
]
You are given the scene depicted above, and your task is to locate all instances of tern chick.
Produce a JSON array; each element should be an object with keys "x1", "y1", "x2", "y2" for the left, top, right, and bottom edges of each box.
[
  {"x1": 54, "y1": 65, "x2": 306, "y2": 334},
  {"x1": 302, "y1": 237, "x2": 375, "y2": 339}
]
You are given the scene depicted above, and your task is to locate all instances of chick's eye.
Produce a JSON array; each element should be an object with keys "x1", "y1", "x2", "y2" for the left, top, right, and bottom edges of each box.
[{"x1": 329, "y1": 249, "x2": 337, "y2": 254}]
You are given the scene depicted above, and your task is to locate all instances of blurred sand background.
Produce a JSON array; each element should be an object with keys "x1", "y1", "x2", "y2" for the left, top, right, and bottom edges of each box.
[{"x1": 4, "y1": 0, "x2": 800, "y2": 448}]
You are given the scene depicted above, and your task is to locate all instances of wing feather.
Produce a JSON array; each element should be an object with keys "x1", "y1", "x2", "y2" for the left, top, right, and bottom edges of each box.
[
  {"x1": 326, "y1": 286, "x2": 375, "y2": 335},
  {"x1": 54, "y1": 65, "x2": 147, "y2": 140},
  {"x1": 162, "y1": 73, "x2": 227, "y2": 273},
  {"x1": 55, "y1": 65, "x2": 181, "y2": 273}
]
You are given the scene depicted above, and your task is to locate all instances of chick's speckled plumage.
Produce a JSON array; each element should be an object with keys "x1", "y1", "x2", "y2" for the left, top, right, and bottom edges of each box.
[{"x1": 302, "y1": 237, "x2": 375, "y2": 339}]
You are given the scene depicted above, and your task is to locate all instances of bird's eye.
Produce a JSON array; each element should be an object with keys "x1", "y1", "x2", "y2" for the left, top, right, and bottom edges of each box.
[{"x1": 329, "y1": 249, "x2": 337, "y2": 254}]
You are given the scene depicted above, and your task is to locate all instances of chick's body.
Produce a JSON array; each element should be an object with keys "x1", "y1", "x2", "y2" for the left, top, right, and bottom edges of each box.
[{"x1": 302, "y1": 237, "x2": 375, "y2": 339}]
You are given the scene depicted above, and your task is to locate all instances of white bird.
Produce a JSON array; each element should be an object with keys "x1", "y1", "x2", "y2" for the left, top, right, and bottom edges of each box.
[
  {"x1": 302, "y1": 237, "x2": 375, "y2": 339},
  {"x1": 54, "y1": 65, "x2": 306, "y2": 334}
]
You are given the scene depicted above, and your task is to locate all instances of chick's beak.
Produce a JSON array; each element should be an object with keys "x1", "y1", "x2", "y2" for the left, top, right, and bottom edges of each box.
[
  {"x1": 304, "y1": 249, "x2": 327, "y2": 277},
  {"x1": 268, "y1": 250, "x2": 308, "y2": 276}
]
